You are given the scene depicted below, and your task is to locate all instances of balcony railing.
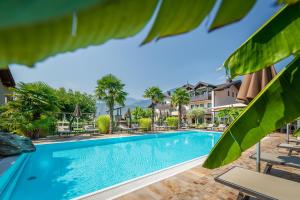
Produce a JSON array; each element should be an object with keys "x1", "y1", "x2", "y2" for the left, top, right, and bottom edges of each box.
[{"x1": 189, "y1": 94, "x2": 211, "y2": 101}]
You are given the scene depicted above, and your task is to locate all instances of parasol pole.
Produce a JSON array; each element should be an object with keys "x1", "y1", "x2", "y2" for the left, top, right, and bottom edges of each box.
[
  {"x1": 286, "y1": 123, "x2": 290, "y2": 143},
  {"x1": 256, "y1": 142, "x2": 261, "y2": 172}
]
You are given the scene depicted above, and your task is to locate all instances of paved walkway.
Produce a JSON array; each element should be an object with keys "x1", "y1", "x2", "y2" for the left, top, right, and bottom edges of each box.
[{"x1": 116, "y1": 133, "x2": 300, "y2": 200}]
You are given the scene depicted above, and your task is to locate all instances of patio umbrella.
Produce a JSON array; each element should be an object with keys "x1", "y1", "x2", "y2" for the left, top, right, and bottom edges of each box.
[
  {"x1": 237, "y1": 65, "x2": 277, "y2": 172},
  {"x1": 73, "y1": 104, "x2": 82, "y2": 129}
]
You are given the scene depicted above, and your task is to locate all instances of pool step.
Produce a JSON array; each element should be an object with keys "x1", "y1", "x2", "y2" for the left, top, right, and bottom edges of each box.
[{"x1": 0, "y1": 153, "x2": 30, "y2": 199}]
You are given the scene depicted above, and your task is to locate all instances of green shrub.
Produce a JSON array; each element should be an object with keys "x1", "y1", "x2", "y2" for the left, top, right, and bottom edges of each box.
[
  {"x1": 97, "y1": 115, "x2": 110, "y2": 134},
  {"x1": 166, "y1": 117, "x2": 178, "y2": 127},
  {"x1": 139, "y1": 118, "x2": 151, "y2": 131}
]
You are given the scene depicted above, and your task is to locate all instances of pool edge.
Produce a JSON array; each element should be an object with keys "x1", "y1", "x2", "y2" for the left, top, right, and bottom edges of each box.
[
  {"x1": 35, "y1": 129, "x2": 221, "y2": 146},
  {"x1": 74, "y1": 155, "x2": 207, "y2": 200}
]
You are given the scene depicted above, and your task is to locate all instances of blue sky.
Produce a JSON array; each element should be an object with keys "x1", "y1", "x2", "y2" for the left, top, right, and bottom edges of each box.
[{"x1": 11, "y1": 1, "x2": 282, "y2": 99}]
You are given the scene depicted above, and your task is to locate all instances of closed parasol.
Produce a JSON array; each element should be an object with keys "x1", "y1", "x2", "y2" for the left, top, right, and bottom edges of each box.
[{"x1": 237, "y1": 66, "x2": 277, "y2": 172}]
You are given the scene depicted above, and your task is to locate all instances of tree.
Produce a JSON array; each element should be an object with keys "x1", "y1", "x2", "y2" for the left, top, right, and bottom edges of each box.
[
  {"x1": 95, "y1": 74, "x2": 127, "y2": 134},
  {"x1": 187, "y1": 107, "x2": 205, "y2": 124},
  {"x1": 55, "y1": 88, "x2": 96, "y2": 130},
  {"x1": 143, "y1": 87, "x2": 164, "y2": 131},
  {"x1": 0, "y1": 82, "x2": 59, "y2": 139},
  {"x1": 171, "y1": 88, "x2": 190, "y2": 128}
]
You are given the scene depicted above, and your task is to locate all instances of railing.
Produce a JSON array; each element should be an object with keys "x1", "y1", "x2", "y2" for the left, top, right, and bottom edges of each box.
[{"x1": 190, "y1": 94, "x2": 211, "y2": 101}]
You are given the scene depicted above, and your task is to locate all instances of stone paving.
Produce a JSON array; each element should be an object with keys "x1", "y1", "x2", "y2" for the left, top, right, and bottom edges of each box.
[{"x1": 116, "y1": 133, "x2": 300, "y2": 200}]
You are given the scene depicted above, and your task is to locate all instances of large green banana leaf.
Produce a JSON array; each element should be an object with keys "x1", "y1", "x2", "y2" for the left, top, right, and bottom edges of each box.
[
  {"x1": 203, "y1": 56, "x2": 300, "y2": 169},
  {"x1": 0, "y1": 0, "x2": 158, "y2": 67},
  {"x1": 142, "y1": 0, "x2": 216, "y2": 45},
  {"x1": 209, "y1": 0, "x2": 256, "y2": 32},
  {"x1": 0, "y1": 0, "x2": 297, "y2": 67},
  {"x1": 224, "y1": 2, "x2": 300, "y2": 78}
]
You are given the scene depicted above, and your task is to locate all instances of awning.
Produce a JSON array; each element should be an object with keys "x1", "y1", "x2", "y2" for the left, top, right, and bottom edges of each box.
[{"x1": 211, "y1": 103, "x2": 247, "y2": 112}]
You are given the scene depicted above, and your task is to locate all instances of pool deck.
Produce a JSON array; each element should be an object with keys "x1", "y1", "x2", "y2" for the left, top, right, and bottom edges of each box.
[
  {"x1": 33, "y1": 129, "x2": 198, "y2": 144},
  {"x1": 33, "y1": 131, "x2": 300, "y2": 200},
  {"x1": 115, "y1": 132, "x2": 300, "y2": 200}
]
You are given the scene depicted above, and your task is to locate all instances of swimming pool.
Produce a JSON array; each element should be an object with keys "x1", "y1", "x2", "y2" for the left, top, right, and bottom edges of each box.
[{"x1": 0, "y1": 131, "x2": 221, "y2": 200}]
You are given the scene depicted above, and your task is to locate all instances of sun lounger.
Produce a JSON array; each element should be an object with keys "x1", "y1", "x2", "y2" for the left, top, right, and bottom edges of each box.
[
  {"x1": 206, "y1": 124, "x2": 214, "y2": 130},
  {"x1": 119, "y1": 125, "x2": 138, "y2": 133},
  {"x1": 215, "y1": 166, "x2": 300, "y2": 200},
  {"x1": 57, "y1": 126, "x2": 71, "y2": 136},
  {"x1": 154, "y1": 124, "x2": 165, "y2": 131},
  {"x1": 250, "y1": 152, "x2": 300, "y2": 173},
  {"x1": 278, "y1": 143, "x2": 300, "y2": 155},
  {"x1": 84, "y1": 125, "x2": 98, "y2": 135},
  {"x1": 287, "y1": 137, "x2": 300, "y2": 144},
  {"x1": 216, "y1": 124, "x2": 226, "y2": 132}
]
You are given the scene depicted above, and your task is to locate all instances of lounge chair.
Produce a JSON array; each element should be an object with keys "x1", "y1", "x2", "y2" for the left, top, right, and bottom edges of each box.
[
  {"x1": 278, "y1": 143, "x2": 300, "y2": 155},
  {"x1": 84, "y1": 125, "x2": 98, "y2": 135},
  {"x1": 216, "y1": 124, "x2": 226, "y2": 132},
  {"x1": 287, "y1": 136, "x2": 300, "y2": 144},
  {"x1": 154, "y1": 124, "x2": 165, "y2": 131},
  {"x1": 206, "y1": 123, "x2": 214, "y2": 130},
  {"x1": 57, "y1": 126, "x2": 71, "y2": 136},
  {"x1": 250, "y1": 152, "x2": 300, "y2": 173},
  {"x1": 180, "y1": 123, "x2": 189, "y2": 129},
  {"x1": 215, "y1": 166, "x2": 300, "y2": 200},
  {"x1": 119, "y1": 125, "x2": 138, "y2": 133}
]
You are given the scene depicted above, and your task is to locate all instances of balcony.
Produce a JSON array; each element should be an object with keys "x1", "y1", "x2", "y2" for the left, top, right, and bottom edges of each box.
[{"x1": 189, "y1": 93, "x2": 211, "y2": 101}]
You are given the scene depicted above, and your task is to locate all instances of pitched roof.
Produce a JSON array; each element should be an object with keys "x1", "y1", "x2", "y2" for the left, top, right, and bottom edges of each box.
[
  {"x1": 213, "y1": 80, "x2": 241, "y2": 91},
  {"x1": 182, "y1": 83, "x2": 194, "y2": 90},
  {"x1": 194, "y1": 81, "x2": 216, "y2": 89},
  {"x1": 0, "y1": 68, "x2": 15, "y2": 87}
]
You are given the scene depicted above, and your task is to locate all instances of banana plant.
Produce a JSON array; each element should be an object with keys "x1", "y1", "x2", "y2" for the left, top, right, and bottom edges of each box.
[
  {"x1": 0, "y1": 0, "x2": 299, "y2": 67},
  {"x1": 202, "y1": 1, "x2": 300, "y2": 168},
  {"x1": 203, "y1": 55, "x2": 300, "y2": 169}
]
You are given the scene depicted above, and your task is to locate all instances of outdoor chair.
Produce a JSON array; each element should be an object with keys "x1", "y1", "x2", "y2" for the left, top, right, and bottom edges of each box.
[
  {"x1": 57, "y1": 126, "x2": 71, "y2": 136},
  {"x1": 216, "y1": 124, "x2": 226, "y2": 132},
  {"x1": 250, "y1": 152, "x2": 300, "y2": 173},
  {"x1": 206, "y1": 123, "x2": 214, "y2": 130},
  {"x1": 287, "y1": 136, "x2": 300, "y2": 144},
  {"x1": 215, "y1": 166, "x2": 300, "y2": 200},
  {"x1": 180, "y1": 123, "x2": 189, "y2": 129},
  {"x1": 278, "y1": 143, "x2": 300, "y2": 155},
  {"x1": 154, "y1": 124, "x2": 165, "y2": 131},
  {"x1": 83, "y1": 125, "x2": 98, "y2": 135},
  {"x1": 119, "y1": 125, "x2": 138, "y2": 133}
]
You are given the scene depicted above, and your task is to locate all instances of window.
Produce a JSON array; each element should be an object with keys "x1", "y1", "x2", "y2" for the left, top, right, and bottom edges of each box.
[
  {"x1": 208, "y1": 103, "x2": 212, "y2": 108},
  {"x1": 227, "y1": 91, "x2": 230, "y2": 96},
  {"x1": 191, "y1": 105, "x2": 194, "y2": 109},
  {"x1": 200, "y1": 104, "x2": 204, "y2": 107},
  {"x1": 232, "y1": 92, "x2": 234, "y2": 97}
]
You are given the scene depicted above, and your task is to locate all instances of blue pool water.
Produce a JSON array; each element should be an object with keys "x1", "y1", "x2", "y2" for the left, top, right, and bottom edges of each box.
[{"x1": 0, "y1": 131, "x2": 221, "y2": 200}]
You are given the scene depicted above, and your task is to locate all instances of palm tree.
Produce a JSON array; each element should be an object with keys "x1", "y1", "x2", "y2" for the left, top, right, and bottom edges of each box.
[
  {"x1": 171, "y1": 88, "x2": 190, "y2": 129},
  {"x1": 96, "y1": 74, "x2": 127, "y2": 134},
  {"x1": 143, "y1": 87, "x2": 164, "y2": 131}
]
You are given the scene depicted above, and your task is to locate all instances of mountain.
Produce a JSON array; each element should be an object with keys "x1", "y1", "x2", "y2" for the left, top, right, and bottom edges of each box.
[{"x1": 96, "y1": 97, "x2": 151, "y2": 116}]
